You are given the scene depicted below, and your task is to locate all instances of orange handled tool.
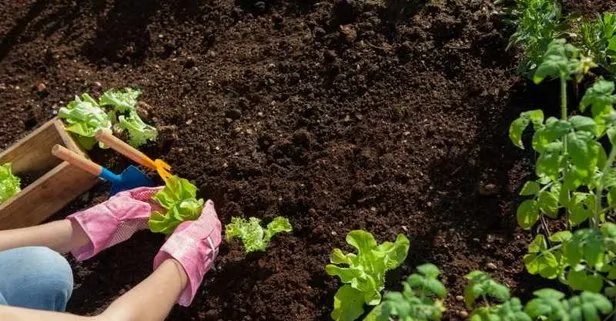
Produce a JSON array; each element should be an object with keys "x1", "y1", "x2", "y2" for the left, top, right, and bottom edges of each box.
[
  {"x1": 95, "y1": 129, "x2": 172, "y2": 182},
  {"x1": 52, "y1": 145, "x2": 154, "y2": 195}
]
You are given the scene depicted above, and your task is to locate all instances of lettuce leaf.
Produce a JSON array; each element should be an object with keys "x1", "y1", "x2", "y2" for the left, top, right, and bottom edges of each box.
[
  {"x1": 117, "y1": 112, "x2": 158, "y2": 148},
  {"x1": 58, "y1": 94, "x2": 112, "y2": 149},
  {"x1": 225, "y1": 216, "x2": 292, "y2": 252},
  {"x1": 325, "y1": 230, "x2": 410, "y2": 321},
  {"x1": 0, "y1": 163, "x2": 21, "y2": 203},
  {"x1": 148, "y1": 176, "x2": 204, "y2": 235},
  {"x1": 99, "y1": 88, "x2": 141, "y2": 113}
]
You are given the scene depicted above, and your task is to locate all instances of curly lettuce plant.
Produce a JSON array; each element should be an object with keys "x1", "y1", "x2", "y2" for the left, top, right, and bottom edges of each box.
[
  {"x1": 148, "y1": 175, "x2": 204, "y2": 235},
  {"x1": 225, "y1": 216, "x2": 292, "y2": 252},
  {"x1": 0, "y1": 163, "x2": 20, "y2": 203},
  {"x1": 326, "y1": 230, "x2": 410, "y2": 321},
  {"x1": 59, "y1": 88, "x2": 157, "y2": 149}
]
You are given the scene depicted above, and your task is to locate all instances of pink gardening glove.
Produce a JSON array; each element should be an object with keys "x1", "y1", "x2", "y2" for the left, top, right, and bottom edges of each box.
[
  {"x1": 68, "y1": 186, "x2": 163, "y2": 261},
  {"x1": 153, "y1": 200, "x2": 222, "y2": 307}
]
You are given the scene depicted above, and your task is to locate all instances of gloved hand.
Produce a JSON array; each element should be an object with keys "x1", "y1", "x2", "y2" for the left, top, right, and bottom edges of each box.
[
  {"x1": 153, "y1": 200, "x2": 222, "y2": 306},
  {"x1": 68, "y1": 186, "x2": 163, "y2": 261}
]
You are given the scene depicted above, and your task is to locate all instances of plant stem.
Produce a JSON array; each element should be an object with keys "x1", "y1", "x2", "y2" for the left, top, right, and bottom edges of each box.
[
  {"x1": 594, "y1": 147, "x2": 616, "y2": 228},
  {"x1": 561, "y1": 78, "x2": 567, "y2": 121}
]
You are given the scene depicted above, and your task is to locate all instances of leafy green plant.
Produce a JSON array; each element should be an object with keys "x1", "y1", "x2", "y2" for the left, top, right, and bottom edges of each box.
[
  {"x1": 225, "y1": 216, "x2": 292, "y2": 252},
  {"x1": 463, "y1": 271, "x2": 613, "y2": 321},
  {"x1": 508, "y1": 39, "x2": 616, "y2": 296},
  {"x1": 365, "y1": 263, "x2": 446, "y2": 321},
  {"x1": 0, "y1": 163, "x2": 20, "y2": 203},
  {"x1": 326, "y1": 230, "x2": 410, "y2": 321},
  {"x1": 579, "y1": 12, "x2": 616, "y2": 76},
  {"x1": 148, "y1": 175, "x2": 204, "y2": 235},
  {"x1": 59, "y1": 88, "x2": 157, "y2": 149},
  {"x1": 59, "y1": 93, "x2": 112, "y2": 149},
  {"x1": 503, "y1": 0, "x2": 563, "y2": 77}
]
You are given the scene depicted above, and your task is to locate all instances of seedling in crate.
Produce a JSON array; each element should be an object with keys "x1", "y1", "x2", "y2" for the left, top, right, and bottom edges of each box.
[
  {"x1": 225, "y1": 216, "x2": 292, "y2": 252},
  {"x1": 0, "y1": 163, "x2": 20, "y2": 203},
  {"x1": 325, "y1": 230, "x2": 409, "y2": 321},
  {"x1": 59, "y1": 88, "x2": 157, "y2": 149}
]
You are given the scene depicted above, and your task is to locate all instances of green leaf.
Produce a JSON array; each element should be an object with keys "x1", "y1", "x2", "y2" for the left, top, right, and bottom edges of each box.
[
  {"x1": 517, "y1": 200, "x2": 540, "y2": 229},
  {"x1": 563, "y1": 229, "x2": 605, "y2": 267},
  {"x1": 567, "y1": 292, "x2": 613, "y2": 320},
  {"x1": 510, "y1": 110, "x2": 544, "y2": 149},
  {"x1": 524, "y1": 251, "x2": 559, "y2": 279},
  {"x1": 149, "y1": 176, "x2": 204, "y2": 235},
  {"x1": 550, "y1": 231, "x2": 573, "y2": 243},
  {"x1": 567, "y1": 269, "x2": 603, "y2": 293},
  {"x1": 116, "y1": 112, "x2": 158, "y2": 148},
  {"x1": 570, "y1": 116, "x2": 598, "y2": 136},
  {"x1": 226, "y1": 216, "x2": 292, "y2": 253},
  {"x1": 525, "y1": 289, "x2": 567, "y2": 320},
  {"x1": 0, "y1": 163, "x2": 20, "y2": 203},
  {"x1": 99, "y1": 87, "x2": 141, "y2": 113},
  {"x1": 609, "y1": 188, "x2": 616, "y2": 208},
  {"x1": 332, "y1": 285, "x2": 365, "y2": 321},
  {"x1": 569, "y1": 193, "x2": 594, "y2": 226},
  {"x1": 536, "y1": 147, "x2": 563, "y2": 180},
  {"x1": 538, "y1": 190, "x2": 559, "y2": 218},
  {"x1": 520, "y1": 181, "x2": 541, "y2": 196},
  {"x1": 580, "y1": 79, "x2": 616, "y2": 113}
]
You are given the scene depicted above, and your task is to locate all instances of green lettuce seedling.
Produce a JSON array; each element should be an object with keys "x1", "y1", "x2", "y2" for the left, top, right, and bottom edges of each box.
[
  {"x1": 365, "y1": 263, "x2": 446, "y2": 321},
  {"x1": 225, "y1": 216, "x2": 292, "y2": 252},
  {"x1": 58, "y1": 93, "x2": 112, "y2": 149},
  {"x1": 149, "y1": 175, "x2": 204, "y2": 235},
  {"x1": 99, "y1": 88, "x2": 157, "y2": 147},
  {"x1": 326, "y1": 230, "x2": 410, "y2": 321},
  {"x1": 59, "y1": 88, "x2": 157, "y2": 149},
  {"x1": 0, "y1": 163, "x2": 20, "y2": 203}
]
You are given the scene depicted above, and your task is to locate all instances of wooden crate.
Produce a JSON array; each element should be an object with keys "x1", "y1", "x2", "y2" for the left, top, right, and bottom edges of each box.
[{"x1": 0, "y1": 118, "x2": 98, "y2": 229}]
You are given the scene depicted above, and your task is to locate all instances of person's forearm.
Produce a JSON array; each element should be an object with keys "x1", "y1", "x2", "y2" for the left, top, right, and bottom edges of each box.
[
  {"x1": 0, "y1": 259, "x2": 187, "y2": 321},
  {"x1": 99, "y1": 258, "x2": 188, "y2": 321},
  {"x1": 0, "y1": 220, "x2": 89, "y2": 253},
  {"x1": 0, "y1": 306, "x2": 96, "y2": 321}
]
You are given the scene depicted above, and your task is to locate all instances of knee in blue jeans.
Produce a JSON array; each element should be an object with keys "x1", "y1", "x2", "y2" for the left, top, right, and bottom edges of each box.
[{"x1": 0, "y1": 246, "x2": 73, "y2": 311}]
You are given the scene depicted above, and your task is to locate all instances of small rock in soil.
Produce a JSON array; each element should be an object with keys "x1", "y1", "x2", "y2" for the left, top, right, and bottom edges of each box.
[
  {"x1": 35, "y1": 81, "x2": 47, "y2": 93},
  {"x1": 254, "y1": 1, "x2": 266, "y2": 12},
  {"x1": 478, "y1": 183, "x2": 500, "y2": 196},
  {"x1": 340, "y1": 24, "x2": 357, "y2": 42},
  {"x1": 457, "y1": 311, "x2": 469, "y2": 318},
  {"x1": 486, "y1": 262, "x2": 497, "y2": 270},
  {"x1": 292, "y1": 129, "x2": 312, "y2": 147},
  {"x1": 225, "y1": 108, "x2": 242, "y2": 120},
  {"x1": 455, "y1": 295, "x2": 464, "y2": 301}
]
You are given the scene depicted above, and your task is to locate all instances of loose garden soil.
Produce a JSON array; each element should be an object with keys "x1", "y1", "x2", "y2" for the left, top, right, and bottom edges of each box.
[{"x1": 0, "y1": 0, "x2": 606, "y2": 320}]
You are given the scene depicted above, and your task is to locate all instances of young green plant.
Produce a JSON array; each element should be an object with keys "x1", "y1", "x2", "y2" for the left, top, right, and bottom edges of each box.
[
  {"x1": 364, "y1": 263, "x2": 446, "y2": 321},
  {"x1": 225, "y1": 216, "x2": 292, "y2": 252},
  {"x1": 463, "y1": 271, "x2": 613, "y2": 321},
  {"x1": 59, "y1": 88, "x2": 157, "y2": 149},
  {"x1": 326, "y1": 230, "x2": 410, "y2": 321},
  {"x1": 0, "y1": 163, "x2": 20, "y2": 203},
  {"x1": 148, "y1": 175, "x2": 204, "y2": 235},
  {"x1": 579, "y1": 12, "x2": 616, "y2": 76}
]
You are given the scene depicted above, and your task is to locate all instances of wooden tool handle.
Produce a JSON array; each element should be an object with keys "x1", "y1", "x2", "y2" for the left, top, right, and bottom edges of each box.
[
  {"x1": 95, "y1": 129, "x2": 156, "y2": 169},
  {"x1": 51, "y1": 145, "x2": 102, "y2": 177}
]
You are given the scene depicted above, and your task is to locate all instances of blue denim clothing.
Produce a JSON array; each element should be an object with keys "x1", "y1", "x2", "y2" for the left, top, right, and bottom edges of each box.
[{"x1": 0, "y1": 246, "x2": 73, "y2": 311}]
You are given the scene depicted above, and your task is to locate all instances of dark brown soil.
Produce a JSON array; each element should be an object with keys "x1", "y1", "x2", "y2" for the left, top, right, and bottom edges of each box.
[{"x1": 0, "y1": 0, "x2": 602, "y2": 320}]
